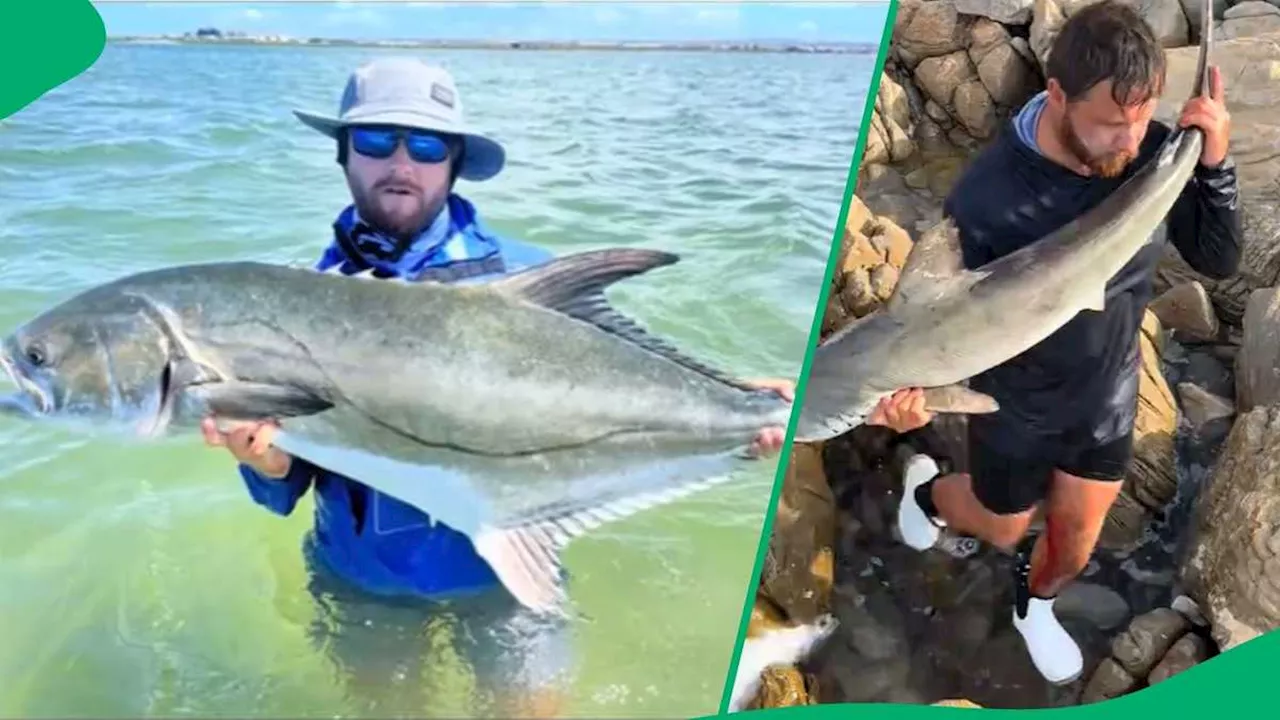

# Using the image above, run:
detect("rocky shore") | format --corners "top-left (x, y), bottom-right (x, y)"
top-left (740, 1), bottom-right (1280, 710)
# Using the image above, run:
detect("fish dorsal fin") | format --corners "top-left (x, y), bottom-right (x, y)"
top-left (489, 247), bottom-right (679, 304)
top-left (886, 216), bottom-right (970, 311)
top-left (488, 249), bottom-right (762, 391)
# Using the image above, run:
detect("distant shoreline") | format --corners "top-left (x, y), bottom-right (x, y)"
top-left (106, 35), bottom-right (878, 55)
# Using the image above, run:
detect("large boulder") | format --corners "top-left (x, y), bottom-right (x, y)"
top-left (1153, 32), bottom-right (1280, 326)
top-left (1234, 287), bottom-right (1280, 412)
top-left (1178, 403), bottom-right (1280, 650)
top-left (1221, 2), bottom-right (1280, 41)
top-left (1080, 605), bottom-right (1214, 704)
top-left (821, 196), bottom-right (915, 339)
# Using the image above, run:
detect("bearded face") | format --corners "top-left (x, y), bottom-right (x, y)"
top-left (1048, 78), bottom-right (1160, 180)
top-left (1058, 111), bottom-right (1137, 179)
top-left (343, 127), bottom-right (456, 241)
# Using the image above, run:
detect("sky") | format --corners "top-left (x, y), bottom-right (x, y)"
top-left (92, 1), bottom-right (891, 45)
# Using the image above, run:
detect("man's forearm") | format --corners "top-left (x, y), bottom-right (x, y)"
top-left (1168, 156), bottom-right (1243, 280)
top-left (240, 456), bottom-right (315, 517)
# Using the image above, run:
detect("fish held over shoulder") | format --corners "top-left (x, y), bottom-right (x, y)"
top-left (794, 11), bottom-right (1215, 444)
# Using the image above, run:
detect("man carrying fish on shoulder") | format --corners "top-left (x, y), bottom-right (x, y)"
top-left (869, 2), bottom-right (1241, 687)
top-left (197, 57), bottom-right (794, 708)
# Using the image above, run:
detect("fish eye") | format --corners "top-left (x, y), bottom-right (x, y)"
top-left (25, 345), bottom-right (45, 368)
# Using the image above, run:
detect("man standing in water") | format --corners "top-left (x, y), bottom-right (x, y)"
top-left (885, 2), bottom-right (1240, 685)
top-left (198, 57), bottom-right (793, 712)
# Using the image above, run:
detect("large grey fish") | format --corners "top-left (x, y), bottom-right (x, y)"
top-left (792, 3), bottom-right (1215, 444)
top-left (0, 248), bottom-right (793, 614)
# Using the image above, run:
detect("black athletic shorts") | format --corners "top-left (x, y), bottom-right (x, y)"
top-left (966, 416), bottom-right (1134, 516)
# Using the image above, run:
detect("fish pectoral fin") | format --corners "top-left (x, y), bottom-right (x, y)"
top-left (192, 382), bottom-right (333, 421)
top-left (488, 248), bottom-right (762, 391)
top-left (473, 525), bottom-right (571, 618)
top-left (920, 384), bottom-right (999, 415)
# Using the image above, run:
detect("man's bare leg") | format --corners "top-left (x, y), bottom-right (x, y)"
top-left (1007, 468), bottom-right (1124, 685)
top-left (896, 455), bottom-right (1035, 552)
top-left (896, 454), bottom-right (1117, 685)
top-left (1025, 469), bottom-right (1124, 597)
top-left (932, 472), bottom-right (1037, 550)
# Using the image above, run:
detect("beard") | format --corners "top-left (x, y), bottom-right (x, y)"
top-left (350, 177), bottom-right (436, 242)
top-left (1060, 117), bottom-right (1135, 179)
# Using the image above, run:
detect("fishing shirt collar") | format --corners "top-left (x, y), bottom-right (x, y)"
top-left (327, 193), bottom-right (506, 282)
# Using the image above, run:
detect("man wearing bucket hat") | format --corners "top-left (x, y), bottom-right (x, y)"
top-left (198, 57), bottom-right (793, 711)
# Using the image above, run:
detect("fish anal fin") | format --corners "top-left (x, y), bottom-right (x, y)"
top-left (488, 249), bottom-right (765, 392)
top-left (886, 217), bottom-right (970, 311)
top-left (473, 526), bottom-right (571, 618)
top-left (920, 384), bottom-right (999, 415)
top-left (192, 382), bottom-right (333, 421)
top-left (478, 471), bottom-right (739, 615)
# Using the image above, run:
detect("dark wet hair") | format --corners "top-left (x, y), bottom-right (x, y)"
top-left (1044, 1), bottom-right (1166, 107)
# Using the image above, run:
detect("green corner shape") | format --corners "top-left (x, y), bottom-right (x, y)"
top-left (1, 0), bottom-right (106, 121)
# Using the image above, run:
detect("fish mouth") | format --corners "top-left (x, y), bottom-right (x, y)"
top-left (0, 349), bottom-right (50, 416)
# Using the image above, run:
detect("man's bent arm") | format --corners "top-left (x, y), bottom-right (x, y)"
top-left (240, 459), bottom-right (316, 517)
top-left (1166, 156), bottom-right (1243, 280)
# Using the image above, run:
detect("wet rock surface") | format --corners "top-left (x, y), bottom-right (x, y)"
top-left (759, 442), bottom-right (837, 626)
top-left (1081, 604), bottom-right (1217, 703)
top-left (1179, 405), bottom-right (1280, 651)
top-left (1235, 287), bottom-right (1280, 413)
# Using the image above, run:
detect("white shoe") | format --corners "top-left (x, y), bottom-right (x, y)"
top-left (1012, 596), bottom-right (1084, 685)
top-left (897, 453), bottom-right (943, 551)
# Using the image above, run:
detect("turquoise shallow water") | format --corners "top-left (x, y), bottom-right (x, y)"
top-left (0, 42), bottom-right (872, 717)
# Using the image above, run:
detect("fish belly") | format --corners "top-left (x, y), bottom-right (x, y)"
top-left (270, 405), bottom-right (750, 616)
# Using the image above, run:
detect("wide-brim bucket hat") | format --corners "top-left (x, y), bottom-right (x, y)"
top-left (293, 57), bottom-right (505, 182)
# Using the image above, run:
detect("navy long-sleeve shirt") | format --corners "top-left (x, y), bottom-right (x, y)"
top-left (943, 114), bottom-right (1242, 450)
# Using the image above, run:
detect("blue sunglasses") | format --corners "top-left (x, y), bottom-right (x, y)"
top-left (349, 126), bottom-right (455, 164)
